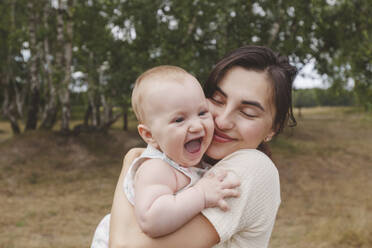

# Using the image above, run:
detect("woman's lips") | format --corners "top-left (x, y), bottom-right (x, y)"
top-left (213, 130), bottom-right (235, 143)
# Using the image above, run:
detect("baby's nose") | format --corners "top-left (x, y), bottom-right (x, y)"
top-left (189, 120), bottom-right (203, 132)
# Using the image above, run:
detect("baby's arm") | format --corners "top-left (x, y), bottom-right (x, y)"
top-left (134, 159), bottom-right (240, 238)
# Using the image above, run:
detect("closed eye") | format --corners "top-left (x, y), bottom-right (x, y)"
top-left (210, 94), bottom-right (225, 105)
top-left (240, 111), bottom-right (257, 118)
top-left (211, 98), bottom-right (223, 104)
top-left (211, 88), bottom-right (226, 105)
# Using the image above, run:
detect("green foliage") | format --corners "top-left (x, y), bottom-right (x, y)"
top-left (354, 82), bottom-right (372, 111)
top-left (294, 88), bottom-right (355, 108)
top-left (294, 89), bottom-right (318, 108)
top-left (1, 0), bottom-right (371, 134)
top-left (309, 0), bottom-right (372, 110)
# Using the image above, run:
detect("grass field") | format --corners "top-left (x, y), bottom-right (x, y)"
top-left (0, 107), bottom-right (371, 248)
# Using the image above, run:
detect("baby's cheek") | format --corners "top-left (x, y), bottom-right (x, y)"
top-left (208, 118), bottom-right (215, 131)
top-left (207, 100), bottom-right (217, 115)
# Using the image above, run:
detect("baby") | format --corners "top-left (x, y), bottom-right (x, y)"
top-left (90, 66), bottom-right (240, 247)
top-left (127, 65), bottom-right (240, 237)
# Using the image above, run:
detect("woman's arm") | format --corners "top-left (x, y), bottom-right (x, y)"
top-left (201, 149), bottom-right (281, 246)
top-left (109, 148), bottom-right (220, 248)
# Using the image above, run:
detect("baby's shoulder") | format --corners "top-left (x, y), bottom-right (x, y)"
top-left (138, 158), bottom-right (175, 175)
top-left (135, 158), bottom-right (178, 190)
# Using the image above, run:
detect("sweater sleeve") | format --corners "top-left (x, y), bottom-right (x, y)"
top-left (201, 149), bottom-right (281, 248)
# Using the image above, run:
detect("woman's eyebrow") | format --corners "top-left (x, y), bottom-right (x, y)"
top-left (215, 87), bottom-right (227, 97)
top-left (216, 86), bottom-right (265, 111)
top-left (242, 100), bottom-right (265, 111)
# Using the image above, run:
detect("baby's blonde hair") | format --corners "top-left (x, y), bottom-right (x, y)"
top-left (131, 65), bottom-right (193, 124)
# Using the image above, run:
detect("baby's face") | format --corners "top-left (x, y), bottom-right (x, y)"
top-left (143, 77), bottom-right (214, 167)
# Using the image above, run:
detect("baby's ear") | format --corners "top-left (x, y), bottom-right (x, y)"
top-left (137, 124), bottom-right (159, 148)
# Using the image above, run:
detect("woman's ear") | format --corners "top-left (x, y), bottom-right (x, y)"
top-left (137, 124), bottom-right (159, 148)
top-left (264, 130), bottom-right (276, 142)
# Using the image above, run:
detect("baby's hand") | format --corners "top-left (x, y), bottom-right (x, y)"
top-left (194, 169), bottom-right (240, 211)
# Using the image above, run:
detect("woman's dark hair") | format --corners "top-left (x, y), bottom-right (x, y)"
top-left (204, 45), bottom-right (297, 157)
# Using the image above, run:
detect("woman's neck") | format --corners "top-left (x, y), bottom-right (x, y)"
top-left (202, 155), bottom-right (220, 166)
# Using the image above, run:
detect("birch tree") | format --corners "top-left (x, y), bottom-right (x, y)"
top-left (40, 1), bottom-right (58, 130)
top-left (56, 0), bottom-right (74, 132)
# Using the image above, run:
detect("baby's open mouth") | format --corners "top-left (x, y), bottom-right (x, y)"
top-left (184, 138), bottom-right (202, 153)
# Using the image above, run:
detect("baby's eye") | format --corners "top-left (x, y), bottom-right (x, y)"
top-left (199, 110), bottom-right (208, 116)
top-left (174, 117), bottom-right (184, 123)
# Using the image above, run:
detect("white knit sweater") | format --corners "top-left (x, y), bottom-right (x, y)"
top-left (202, 149), bottom-right (281, 248)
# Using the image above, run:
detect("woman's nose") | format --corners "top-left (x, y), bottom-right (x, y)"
top-left (214, 108), bottom-right (234, 130)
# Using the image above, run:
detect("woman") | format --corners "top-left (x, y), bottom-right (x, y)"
top-left (108, 45), bottom-right (297, 247)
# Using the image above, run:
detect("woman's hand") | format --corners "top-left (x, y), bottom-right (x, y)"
top-left (109, 147), bottom-right (144, 248)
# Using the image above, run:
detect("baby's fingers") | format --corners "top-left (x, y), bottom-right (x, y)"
top-left (215, 169), bottom-right (228, 182)
top-left (221, 172), bottom-right (240, 188)
top-left (222, 188), bottom-right (240, 198)
top-left (217, 199), bottom-right (229, 212)
top-left (221, 179), bottom-right (240, 190)
top-left (205, 168), bottom-right (227, 181)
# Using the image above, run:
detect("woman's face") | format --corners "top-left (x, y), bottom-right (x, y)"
top-left (206, 66), bottom-right (276, 160)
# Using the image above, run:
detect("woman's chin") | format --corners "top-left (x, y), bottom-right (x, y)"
top-left (205, 145), bottom-right (229, 160)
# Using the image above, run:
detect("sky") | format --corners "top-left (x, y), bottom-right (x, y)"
top-left (293, 61), bottom-right (328, 89)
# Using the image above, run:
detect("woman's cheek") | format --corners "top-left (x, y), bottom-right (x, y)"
top-left (239, 122), bottom-right (264, 145)
top-left (205, 142), bottom-right (229, 160)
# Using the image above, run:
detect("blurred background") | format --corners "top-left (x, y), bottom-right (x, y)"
top-left (0, 0), bottom-right (371, 247)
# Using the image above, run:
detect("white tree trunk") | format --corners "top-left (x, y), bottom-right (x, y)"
top-left (40, 1), bottom-right (58, 129)
top-left (57, 0), bottom-right (74, 132)
top-left (88, 89), bottom-right (98, 127)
